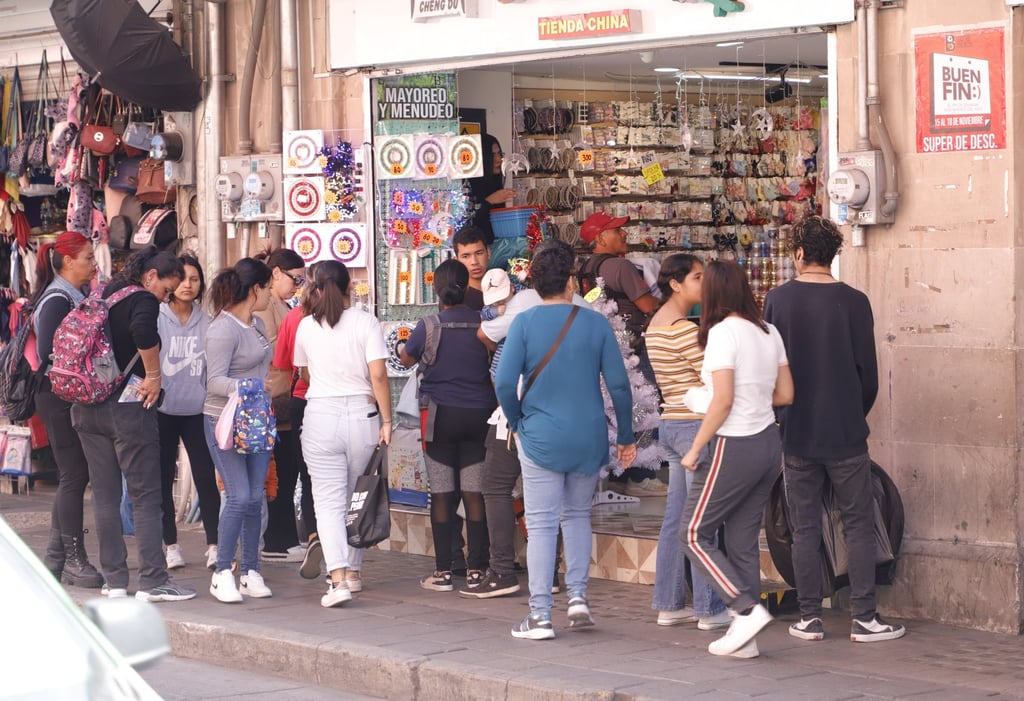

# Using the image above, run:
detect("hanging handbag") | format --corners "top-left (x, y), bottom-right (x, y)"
top-left (111, 96), bottom-right (128, 137)
top-left (27, 52), bottom-right (51, 169)
top-left (108, 154), bottom-right (142, 193)
top-left (135, 157), bottom-right (176, 204)
top-left (346, 443), bottom-right (392, 548)
top-left (130, 207), bottom-right (177, 250)
top-left (0, 75), bottom-right (8, 173)
top-left (2, 66), bottom-right (22, 176)
top-left (82, 91), bottom-right (119, 156)
top-left (121, 103), bottom-right (155, 156)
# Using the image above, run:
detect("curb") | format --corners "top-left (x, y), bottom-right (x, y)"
top-left (160, 610), bottom-right (628, 700)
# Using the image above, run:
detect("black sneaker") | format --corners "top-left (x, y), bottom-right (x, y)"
top-left (851, 615), bottom-right (906, 643)
top-left (464, 569), bottom-right (485, 588)
top-left (420, 570), bottom-right (454, 592)
top-left (789, 617), bottom-right (825, 641)
top-left (299, 536), bottom-right (323, 580)
top-left (458, 569), bottom-right (520, 599)
top-left (135, 580), bottom-right (197, 602)
top-left (511, 612), bottom-right (555, 640)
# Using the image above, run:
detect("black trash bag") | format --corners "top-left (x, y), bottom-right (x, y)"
top-left (764, 461), bottom-right (904, 595)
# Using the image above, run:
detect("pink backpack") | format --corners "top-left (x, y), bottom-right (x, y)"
top-left (48, 285), bottom-right (143, 405)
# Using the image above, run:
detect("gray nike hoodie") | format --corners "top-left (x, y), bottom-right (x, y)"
top-left (158, 302), bottom-right (211, 416)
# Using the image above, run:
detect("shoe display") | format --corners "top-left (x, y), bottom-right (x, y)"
top-left (210, 569), bottom-right (243, 603)
top-left (101, 584), bottom-right (128, 598)
top-left (205, 545), bottom-right (218, 572)
top-left (657, 607), bottom-right (696, 626)
top-left (165, 544), bottom-right (186, 570)
top-left (458, 569), bottom-right (520, 599)
top-left (345, 570), bottom-right (363, 593)
top-left (299, 536), bottom-right (323, 580)
top-left (511, 612), bottom-right (555, 640)
top-left (135, 580), bottom-right (197, 602)
top-left (321, 581), bottom-right (352, 608)
top-left (567, 595), bottom-right (595, 629)
top-left (790, 617), bottom-right (826, 641)
top-left (708, 604), bottom-right (773, 656)
top-left (420, 570), bottom-right (454, 592)
top-left (240, 570), bottom-right (273, 598)
top-left (697, 609), bottom-right (733, 631)
top-left (850, 615), bottom-right (906, 643)
top-left (624, 478), bottom-right (669, 497)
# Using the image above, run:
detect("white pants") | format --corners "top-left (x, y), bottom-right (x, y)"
top-left (301, 396), bottom-right (380, 573)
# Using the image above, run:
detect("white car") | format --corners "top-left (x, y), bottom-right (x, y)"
top-left (1, 516), bottom-right (169, 700)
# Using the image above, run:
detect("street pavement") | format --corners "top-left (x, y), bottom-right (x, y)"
top-left (4, 485), bottom-right (1024, 701)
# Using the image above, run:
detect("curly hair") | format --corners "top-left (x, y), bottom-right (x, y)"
top-left (791, 216), bottom-right (844, 266)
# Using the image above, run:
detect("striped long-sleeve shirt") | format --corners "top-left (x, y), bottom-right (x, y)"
top-left (646, 320), bottom-right (704, 421)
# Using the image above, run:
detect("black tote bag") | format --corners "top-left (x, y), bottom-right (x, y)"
top-left (346, 443), bottom-right (392, 548)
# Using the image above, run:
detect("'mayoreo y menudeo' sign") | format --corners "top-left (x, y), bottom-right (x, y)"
top-left (411, 0), bottom-right (477, 22)
top-left (375, 73), bottom-right (457, 120)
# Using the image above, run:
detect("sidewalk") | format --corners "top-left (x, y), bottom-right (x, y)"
top-left (4, 485), bottom-right (1024, 701)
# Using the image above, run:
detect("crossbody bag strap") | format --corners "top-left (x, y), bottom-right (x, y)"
top-left (521, 306), bottom-right (580, 400)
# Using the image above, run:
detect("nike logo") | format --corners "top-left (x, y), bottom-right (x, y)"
top-left (162, 352), bottom-right (205, 377)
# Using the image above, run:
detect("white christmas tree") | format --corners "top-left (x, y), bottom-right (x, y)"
top-left (589, 285), bottom-right (664, 476)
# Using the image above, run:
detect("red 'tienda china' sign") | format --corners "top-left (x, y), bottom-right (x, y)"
top-left (538, 10), bottom-right (643, 40)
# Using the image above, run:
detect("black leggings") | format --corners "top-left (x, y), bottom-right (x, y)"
top-left (37, 389), bottom-right (91, 535)
top-left (157, 412), bottom-right (220, 545)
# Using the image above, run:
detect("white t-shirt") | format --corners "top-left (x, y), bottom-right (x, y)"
top-left (293, 308), bottom-right (388, 399)
top-left (701, 315), bottom-right (788, 437)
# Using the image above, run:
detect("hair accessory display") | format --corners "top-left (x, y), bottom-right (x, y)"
top-left (446, 134), bottom-right (483, 179)
top-left (376, 134), bottom-right (414, 179)
top-left (383, 321), bottom-right (418, 377)
top-left (284, 176), bottom-right (326, 222)
top-left (413, 134), bottom-right (447, 179)
top-left (284, 129), bottom-right (324, 174)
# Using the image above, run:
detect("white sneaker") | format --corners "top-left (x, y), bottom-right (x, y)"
top-left (205, 545), bottom-right (218, 571)
top-left (321, 581), bottom-right (352, 608)
top-left (657, 607), bottom-right (696, 626)
top-left (165, 544), bottom-right (186, 570)
top-left (730, 639), bottom-right (760, 658)
top-left (210, 569), bottom-right (243, 603)
top-left (697, 609), bottom-right (734, 631)
top-left (708, 604), bottom-right (773, 656)
top-left (240, 570), bottom-right (273, 598)
top-left (101, 584), bottom-right (128, 598)
top-left (345, 570), bottom-right (363, 593)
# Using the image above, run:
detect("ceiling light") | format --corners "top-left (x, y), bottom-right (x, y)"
top-left (653, 67), bottom-right (680, 73)
top-left (716, 41), bottom-right (744, 48)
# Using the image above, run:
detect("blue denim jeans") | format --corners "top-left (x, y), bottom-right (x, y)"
top-left (517, 439), bottom-right (599, 617)
top-left (204, 416), bottom-right (271, 574)
top-left (652, 419), bottom-right (725, 617)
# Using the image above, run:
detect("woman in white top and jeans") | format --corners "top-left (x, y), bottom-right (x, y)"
top-left (294, 261), bottom-right (392, 608)
top-left (680, 260), bottom-right (793, 658)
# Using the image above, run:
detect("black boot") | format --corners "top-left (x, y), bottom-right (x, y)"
top-left (43, 528), bottom-right (64, 580)
top-left (61, 533), bottom-right (103, 588)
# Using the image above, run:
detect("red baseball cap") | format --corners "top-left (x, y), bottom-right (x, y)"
top-left (580, 212), bottom-right (629, 244)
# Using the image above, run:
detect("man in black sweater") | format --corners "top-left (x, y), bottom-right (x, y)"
top-left (763, 216), bottom-right (904, 644)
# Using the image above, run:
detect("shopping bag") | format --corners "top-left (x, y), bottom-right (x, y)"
top-left (346, 443), bottom-right (391, 548)
top-left (215, 391), bottom-right (239, 450)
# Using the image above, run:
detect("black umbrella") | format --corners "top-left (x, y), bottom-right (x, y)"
top-left (50, 0), bottom-right (202, 112)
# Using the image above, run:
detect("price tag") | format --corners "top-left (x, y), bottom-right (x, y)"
top-left (354, 282), bottom-right (371, 296)
top-left (459, 149), bottom-right (473, 165)
top-left (409, 201), bottom-right (424, 215)
top-left (392, 191), bottom-right (405, 206)
top-left (422, 232), bottom-right (441, 246)
top-left (642, 162), bottom-right (665, 185)
top-left (397, 326), bottom-right (412, 341)
top-left (394, 220), bottom-right (408, 234)
top-left (424, 272), bottom-right (435, 285)
top-left (424, 164), bottom-right (438, 176)
top-left (390, 163), bottom-right (405, 176)
top-left (398, 271), bottom-right (412, 284)
top-left (584, 287), bottom-right (602, 304)
top-left (577, 150), bottom-right (594, 166)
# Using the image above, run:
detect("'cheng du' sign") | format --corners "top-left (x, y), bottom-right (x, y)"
top-left (411, 0), bottom-right (476, 22)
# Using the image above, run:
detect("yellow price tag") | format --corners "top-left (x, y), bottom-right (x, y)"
top-left (424, 272), bottom-right (435, 285)
top-left (394, 220), bottom-right (408, 234)
top-left (584, 287), bottom-right (602, 304)
top-left (424, 164), bottom-right (438, 176)
top-left (409, 201), bottom-right (424, 215)
top-left (390, 163), bottom-right (405, 175)
top-left (577, 150), bottom-right (594, 166)
top-left (459, 149), bottom-right (473, 165)
top-left (397, 326), bottom-right (411, 341)
top-left (398, 271), bottom-right (412, 284)
top-left (641, 162), bottom-right (665, 185)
